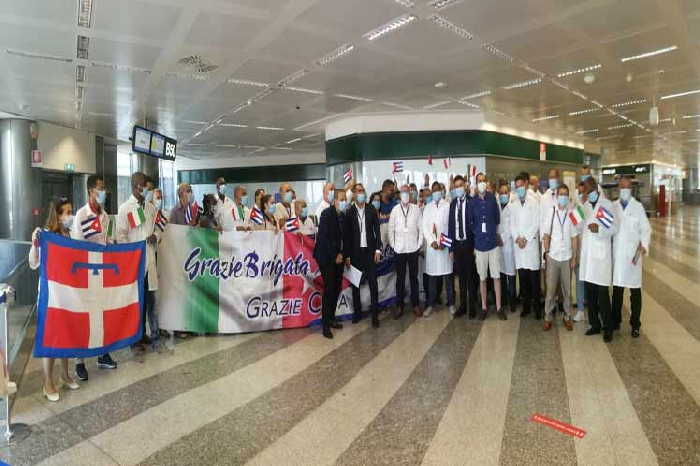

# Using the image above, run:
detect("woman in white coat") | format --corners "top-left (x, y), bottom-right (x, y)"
top-left (497, 184), bottom-right (517, 313)
top-left (421, 184), bottom-right (453, 317)
top-left (509, 176), bottom-right (541, 318)
top-left (611, 176), bottom-right (651, 337)
top-left (579, 177), bottom-right (618, 342)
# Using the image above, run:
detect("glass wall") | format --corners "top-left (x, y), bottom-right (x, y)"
top-left (190, 180), bottom-right (325, 212)
top-left (159, 159), bottom-right (176, 211)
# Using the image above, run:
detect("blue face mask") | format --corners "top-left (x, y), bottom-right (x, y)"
top-left (356, 193), bottom-right (367, 204)
top-left (432, 191), bottom-right (443, 201)
top-left (454, 187), bottom-right (465, 198)
top-left (557, 195), bottom-right (569, 207)
top-left (424, 194), bottom-right (432, 204)
top-left (95, 189), bottom-right (106, 205)
top-left (499, 194), bottom-right (509, 205)
top-left (619, 188), bottom-right (631, 202)
top-left (371, 200), bottom-right (380, 210)
top-left (338, 200), bottom-right (348, 212)
top-left (240, 195), bottom-right (249, 206)
top-left (588, 190), bottom-right (599, 203)
top-left (283, 192), bottom-right (293, 203)
top-left (154, 198), bottom-right (162, 209)
top-left (549, 179), bottom-right (559, 190)
top-left (516, 186), bottom-right (527, 199)
top-left (581, 174), bottom-right (591, 181)
top-left (300, 207), bottom-right (308, 217)
top-left (267, 203), bottom-right (277, 214)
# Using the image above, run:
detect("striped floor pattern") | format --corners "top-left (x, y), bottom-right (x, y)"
top-left (3, 207), bottom-right (700, 465)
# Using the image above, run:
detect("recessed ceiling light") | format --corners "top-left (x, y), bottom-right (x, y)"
top-left (682, 114), bottom-right (700, 119)
top-left (394, 0), bottom-right (415, 7)
top-left (434, 82), bottom-right (446, 88)
top-left (76, 35), bottom-right (89, 60)
top-left (219, 123), bottom-right (248, 128)
top-left (285, 138), bottom-right (303, 144)
top-left (458, 100), bottom-right (480, 109)
top-left (569, 107), bottom-right (598, 116)
top-left (576, 129), bottom-right (599, 135)
top-left (77, 0), bottom-right (93, 28)
top-left (557, 64), bottom-right (602, 78)
top-left (270, 146), bottom-right (293, 150)
top-left (503, 78), bottom-right (541, 90)
top-left (228, 78), bottom-right (269, 88)
top-left (620, 45), bottom-right (678, 62)
top-left (381, 101), bottom-right (413, 110)
top-left (423, 101), bottom-right (451, 109)
top-left (611, 98), bottom-right (647, 108)
top-left (315, 43), bottom-right (355, 66)
top-left (608, 123), bottom-right (634, 130)
top-left (428, 0), bottom-right (464, 10)
top-left (256, 126), bottom-right (285, 131)
top-left (661, 89), bottom-right (700, 100)
top-left (183, 120), bottom-right (207, 125)
top-left (334, 93), bottom-right (373, 102)
top-left (276, 69), bottom-right (308, 88)
top-left (462, 90), bottom-right (491, 100)
top-left (532, 115), bottom-right (559, 122)
top-left (285, 86), bottom-right (324, 95)
top-left (363, 14), bottom-right (417, 41)
top-left (428, 14), bottom-right (474, 41)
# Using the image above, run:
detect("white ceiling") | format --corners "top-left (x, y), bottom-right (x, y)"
top-left (1, 0), bottom-right (699, 167)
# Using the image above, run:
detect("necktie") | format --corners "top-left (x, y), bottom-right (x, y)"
top-left (458, 198), bottom-right (464, 240)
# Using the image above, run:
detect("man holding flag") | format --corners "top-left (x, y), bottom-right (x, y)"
top-left (71, 174), bottom-right (118, 381)
top-left (117, 172), bottom-right (160, 350)
top-left (169, 183), bottom-right (199, 226)
top-left (579, 176), bottom-right (618, 342)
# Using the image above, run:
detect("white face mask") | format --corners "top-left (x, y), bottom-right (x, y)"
top-left (400, 192), bottom-right (410, 203)
top-left (154, 198), bottom-right (162, 209)
top-left (61, 214), bottom-right (74, 230)
top-left (619, 188), bottom-right (632, 202)
top-left (477, 182), bottom-right (487, 193)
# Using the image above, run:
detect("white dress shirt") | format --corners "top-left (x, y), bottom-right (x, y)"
top-left (453, 195), bottom-right (469, 241)
top-left (356, 204), bottom-right (367, 248)
top-left (72, 202), bottom-right (111, 246)
top-left (214, 195), bottom-right (237, 231)
top-left (388, 202), bottom-right (422, 254)
top-left (542, 205), bottom-right (578, 262)
top-left (116, 195), bottom-right (159, 291)
top-left (314, 199), bottom-right (330, 219)
top-left (230, 201), bottom-right (251, 228)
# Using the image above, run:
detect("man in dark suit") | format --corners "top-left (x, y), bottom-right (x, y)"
top-left (313, 189), bottom-right (347, 339)
top-left (344, 183), bottom-right (382, 328)
top-left (448, 175), bottom-right (478, 318)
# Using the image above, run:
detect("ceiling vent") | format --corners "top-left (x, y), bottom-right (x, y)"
top-left (177, 55), bottom-right (218, 73)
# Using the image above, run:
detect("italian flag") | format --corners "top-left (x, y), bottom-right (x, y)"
top-left (569, 205), bottom-right (585, 225)
top-left (106, 216), bottom-right (115, 239)
top-left (127, 207), bottom-right (146, 229)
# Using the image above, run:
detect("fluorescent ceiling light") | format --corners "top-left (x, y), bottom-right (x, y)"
top-left (256, 126), bottom-right (285, 131)
top-left (661, 89), bottom-right (700, 100)
top-left (315, 43), bottom-right (355, 66)
top-left (394, 0), bottom-right (415, 7)
top-left (569, 107), bottom-right (598, 116)
top-left (611, 98), bottom-right (646, 108)
top-left (608, 123), bottom-right (634, 130)
top-left (503, 78), bottom-right (541, 90)
top-left (76, 65), bottom-right (86, 82)
top-left (228, 78), bottom-right (268, 88)
top-left (482, 43), bottom-right (513, 62)
top-left (557, 64), bottom-right (602, 78)
top-left (183, 120), bottom-right (207, 125)
top-left (334, 93), bottom-right (373, 102)
top-left (381, 101), bottom-right (413, 110)
top-left (458, 100), bottom-right (480, 109)
top-left (620, 45), bottom-right (677, 62)
top-left (76, 35), bottom-right (89, 60)
top-left (532, 115), bottom-right (559, 122)
top-left (219, 123), bottom-right (248, 128)
top-left (462, 90), bottom-right (491, 100)
top-left (428, 14), bottom-right (473, 40)
top-left (682, 114), bottom-right (700, 119)
top-left (428, 0), bottom-right (465, 10)
top-left (363, 14), bottom-right (417, 41)
top-left (277, 69), bottom-right (308, 88)
top-left (77, 0), bottom-right (93, 28)
top-left (576, 129), bottom-right (599, 135)
top-left (423, 101), bottom-right (451, 109)
top-left (270, 146), bottom-right (293, 150)
top-left (285, 138), bottom-right (302, 144)
top-left (285, 86), bottom-right (324, 95)
top-left (216, 144), bottom-right (240, 148)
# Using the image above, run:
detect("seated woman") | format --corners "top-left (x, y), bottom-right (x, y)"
top-left (28, 198), bottom-right (81, 402)
top-left (198, 194), bottom-right (222, 232)
top-left (251, 194), bottom-right (278, 232)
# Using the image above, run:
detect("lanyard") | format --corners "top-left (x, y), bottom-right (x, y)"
top-left (555, 208), bottom-right (566, 241)
top-left (400, 203), bottom-right (410, 228)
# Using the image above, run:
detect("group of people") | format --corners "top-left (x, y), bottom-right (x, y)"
top-left (314, 167), bottom-right (651, 343)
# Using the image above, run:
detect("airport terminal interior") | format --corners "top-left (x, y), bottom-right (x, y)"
top-left (0, 0), bottom-right (700, 465)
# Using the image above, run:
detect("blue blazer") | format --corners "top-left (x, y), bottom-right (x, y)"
top-left (448, 196), bottom-right (474, 248)
top-left (313, 206), bottom-right (343, 267)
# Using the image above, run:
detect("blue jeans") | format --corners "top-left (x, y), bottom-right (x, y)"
top-left (428, 274), bottom-right (455, 307)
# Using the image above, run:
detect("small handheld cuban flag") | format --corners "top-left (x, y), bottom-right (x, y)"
top-left (184, 202), bottom-right (200, 225)
top-left (392, 161), bottom-right (404, 173)
top-left (595, 206), bottom-right (614, 228)
top-left (285, 217), bottom-right (300, 232)
top-left (439, 233), bottom-right (453, 248)
top-left (155, 210), bottom-right (167, 232)
top-left (343, 167), bottom-right (353, 184)
top-left (81, 215), bottom-right (102, 239)
top-left (250, 205), bottom-right (264, 225)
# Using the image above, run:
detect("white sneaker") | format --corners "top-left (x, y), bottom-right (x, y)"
top-left (448, 305), bottom-right (456, 315)
top-left (573, 310), bottom-right (585, 322)
top-left (423, 306), bottom-right (433, 318)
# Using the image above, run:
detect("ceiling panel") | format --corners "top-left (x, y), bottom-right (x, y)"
top-left (184, 11), bottom-right (268, 48)
top-left (92, 0), bottom-right (183, 41)
top-left (295, 0), bottom-right (406, 39)
top-left (89, 37), bottom-right (162, 69)
top-left (0, 0), bottom-right (75, 23)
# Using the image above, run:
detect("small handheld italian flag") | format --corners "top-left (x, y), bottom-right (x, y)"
top-left (439, 233), bottom-right (453, 248)
top-left (127, 206), bottom-right (146, 229)
top-left (568, 205), bottom-right (585, 226)
top-left (106, 216), bottom-right (115, 239)
top-left (285, 217), bottom-right (300, 232)
top-left (343, 167), bottom-right (353, 184)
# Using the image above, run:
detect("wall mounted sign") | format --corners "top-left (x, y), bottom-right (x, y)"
top-left (131, 125), bottom-right (177, 161)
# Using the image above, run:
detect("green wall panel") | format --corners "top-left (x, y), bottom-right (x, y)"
top-left (178, 163), bottom-right (326, 185)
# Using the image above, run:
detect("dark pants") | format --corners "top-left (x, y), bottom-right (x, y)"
top-left (320, 263), bottom-right (343, 329)
top-left (612, 286), bottom-right (641, 330)
top-left (501, 273), bottom-right (517, 308)
top-left (352, 248), bottom-right (379, 319)
top-left (585, 281), bottom-right (612, 332)
top-left (517, 268), bottom-right (541, 315)
top-left (395, 251), bottom-right (419, 308)
top-left (428, 274), bottom-right (455, 307)
top-left (453, 241), bottom-right (478, 314)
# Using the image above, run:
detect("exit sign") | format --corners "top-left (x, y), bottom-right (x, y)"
top-left (64, 163), bottom-right (75, 172)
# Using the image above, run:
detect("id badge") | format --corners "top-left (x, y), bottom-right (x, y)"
top-left (481, 222), bottom-right (486, 233)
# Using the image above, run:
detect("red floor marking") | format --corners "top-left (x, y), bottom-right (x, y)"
top-left (531, 413), bottom-right (586, 438)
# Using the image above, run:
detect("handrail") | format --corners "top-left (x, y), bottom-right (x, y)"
top-left (0, 258), bottom-right (29, 285)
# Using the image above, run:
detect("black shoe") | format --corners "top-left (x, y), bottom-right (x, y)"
top-left (612, 323), bottom-right (620, 331)
top-left (497, 309), bottom-right (507, 320)
top-left (372, 316), bottom-right (380, 328)
top-left (534, 310), bottom-right (543, 320)
top-left (352, 314), bottom-right (361, 324)
top-left (603, 332), bottom-right (613, 343)
top-left (631, 329), bottom-right (640, 338)
top-left (585, 328), bottom-right (601, 336)
top-left (479, 310), bottom-right (488, 320)
top-left (75, 363), bottom-right (88, 381)
top-left (393, 307), bottom-right (404, 320)
top-left (453, 308), bottom-right (466, 318)
top-left (509, 304), bottom-right (517, 313)
top-left (330, 321), bottom-right (343, 329)
top-left (322, 327), bottom-right (333, 339)
top-left (520, 309), bottom-right (531, 318)
top-left (468, 310), bottom-right (477, 320)
top-left (97, 354), bottom-right (117, 369)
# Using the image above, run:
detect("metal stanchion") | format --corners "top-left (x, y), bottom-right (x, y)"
top-left (0, 284), bottom-right (30, 445)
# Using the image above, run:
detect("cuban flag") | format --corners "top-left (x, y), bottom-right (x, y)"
top-left (184, 202), bottom-right (200, 225)
top-left (343, 168), bottom-right (353, 184)
top-left (392, 161), bottom-right (404, 173)
top-left (155, 210), bottom-right (167, 232)
top-left (595, 205), bottom-right (614, 228)
top-left (250, 205), bottom-right (264, 225)
top-left (81, 215), bottom-right (102, 239)
top-left (285, 217), bottom-right (300, 232)
top-left (34, 232), bottom-right (145, 358)
top-left (439, 233), bottom-right (452, 248)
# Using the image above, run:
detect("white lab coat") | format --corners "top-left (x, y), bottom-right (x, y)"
top-left (498, 202), bottom-right (516, 276)
top-left (509, 197), bottom-right (540, 271)
top-left (72, 203), bottom-right (111, 246)
top-left (314, 199), bottom-right (330, 220)
top-left (422, 199), bottom-right (452, 276)
top-left (579, 198), bottom-right (617, 287)
top-left (215, 195), bottom-right (237, 231)
top-left (116, 195), bottom-right (159, 291)
top-left (612, 197), bottom-right (651, 289)
top-left (539, 189), bottom-right (557, 235)
top-left (230, 201), bottom-right (251, 229)
top-left (388, 202), bottom-right (422, 254)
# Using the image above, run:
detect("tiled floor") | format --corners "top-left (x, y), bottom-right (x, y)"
top-left (2, 208), bottom-right (700, 465)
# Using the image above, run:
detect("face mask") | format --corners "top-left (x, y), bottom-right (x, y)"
top-left (619, 188), bottom-right (631, 202)
top-left (516, 186), bottom-right (527, 199)
top-left (454, 187), bottom-right (465, 198)
top-left (300, 207), bottom-right (308, 217)
top-left (477, 182), bottom-right (487, 193)
top-left (218, 184), bottom-right (227, 195)
top-left (371, 200), bottom-right (380, 210)
top-left (356, 193), bottom-right (367, 204)
top-left (581, 174), bottom-right (591, 181)
top-left (154, 198), bottom-right (162, 209)
top-left (410, 190), bottom-right (417, 200)
top-left (240, 195), bottom-right (249, 206)
top-left (267, 203), bottom-right (276, 214)
top-left (499, 194), bottom-right (509, 205)
top-left (588, 190), bottom-right (599, 203)
top-left (557, 195), bottom-right (569, 208)
top-left (338, 200), bottom-right (348, 212)
top-left (283, 192), bottom-right (293, 203)
top-left (400, 192), bottom-right (410, 203)
top-left (432, 191), bottom-right (443, 201)
top-left (145, 190), bottom-right (154, 202)
top-left (577, 193), bottom-right (583, 202)
top-left (424, 193), bottom-right (433, 204)
top-left (61, 215), bottom-right (74, 230)
top-left (549, 179), bottom-right (559, 190)
top-left (95, 189), bottom-right (106, 205)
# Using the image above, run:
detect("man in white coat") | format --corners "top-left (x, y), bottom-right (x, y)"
top-left (116, 172), bottom-right (160, 350)
top-left (231, 186), bottom-right (251, 230)
top-left (611, 176), bottom-right (651, 338)
top-left (422, 183), bottom-right (454, 317)
top-left (388, 184), bottom-right (423, 318)
top-left (510, 174), bottom-right (541, 319)
top-left (214, 177), bottom-right (237, 232)
top-left (579, 176), bottom-right (618, 342)
top-left (498, 183), bottom-right (517, 313)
